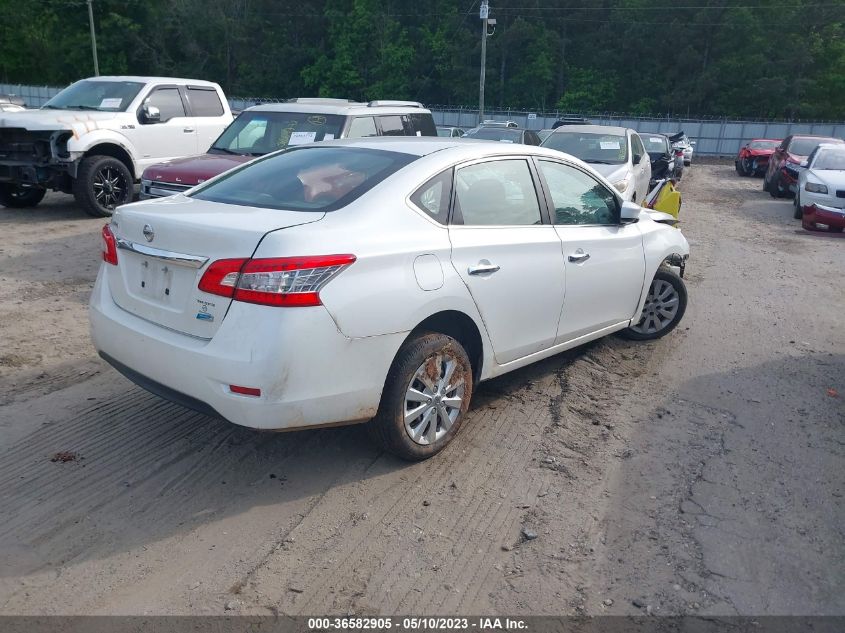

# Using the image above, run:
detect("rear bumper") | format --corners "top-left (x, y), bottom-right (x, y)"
top-left (89, 266), bottom-right (405, 430)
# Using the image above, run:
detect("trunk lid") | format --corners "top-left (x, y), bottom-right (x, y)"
top-left (107, 195), bottom-right (324, 338)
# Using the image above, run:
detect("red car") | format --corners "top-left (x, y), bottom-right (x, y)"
top-left (735, 139), bottom-right (781, 177)
top-left (764, 135), bottom-right (845, 198)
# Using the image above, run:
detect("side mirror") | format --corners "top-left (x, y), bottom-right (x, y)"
top-left (633, 153), bottom-right (643, 165)
top-left (620, 200), bottom-right (641, 223)
top-left (140, 104), bottom-right (161, 124)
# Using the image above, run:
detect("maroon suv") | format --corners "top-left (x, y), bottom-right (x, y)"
top-left (764, 135), bottom-right (844, 198)
top-left (140, 99), bottom-right (437, 199)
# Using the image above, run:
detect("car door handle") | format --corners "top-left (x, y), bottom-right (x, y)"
top-left (183, 127), bottom-right (195, 133)
top-left (468, 261), bottom-right (501, 275)
top-left (568, 250), bottom-right (590, 263)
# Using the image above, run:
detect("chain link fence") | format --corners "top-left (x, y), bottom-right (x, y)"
top-left (3, 83), bottom-right (843, 158)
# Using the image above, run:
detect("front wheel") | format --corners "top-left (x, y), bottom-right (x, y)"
top-left (368, 332), bottom-right (473, 461)
top-left (73, 155), bottom-right (133, 217)
top-left (0, 183), bottom-right (46, 208)
top-left (620, 269), bottom-right (687, 341)
top-left (793, 195), bottom-right (803, 219)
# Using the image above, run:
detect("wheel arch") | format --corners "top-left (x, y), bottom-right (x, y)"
top-left (404, 310), bottom-right (485, 384)
top-left (84, 143), bottom-right (136, 180)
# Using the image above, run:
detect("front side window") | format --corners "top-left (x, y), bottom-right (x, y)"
top-left (211, 111), bottom-right (345, 155)
top-left (190, 146), bottom-right (415, 211)
top-left (42, 80), bottom-right (143, 112)
top-left (538, 160), bottom-right (619, 226)
top-left (186, 87), bottom-right (224, 116)
top-left (631, 134), bottom-right (646, 161)
top-left (410, 169), bottom-right (452, 224)
top-left (454, 159), bottom-right (542, 226)
top-left (143, 87), bottom-right (186, 122)
top-left (436, 128), bottom-right (452, 138)
top-left (542, 131), bottom-right (629, 165)
top-left (347, 116), bottom-right (378, 138)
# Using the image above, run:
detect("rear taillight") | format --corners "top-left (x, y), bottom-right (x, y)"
top-left (198, 254), bottom-right (356, 307)
top-left (102, 224), bottom-right (118, 265)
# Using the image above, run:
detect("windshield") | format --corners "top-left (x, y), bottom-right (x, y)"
top-left (43, 80), bottom-right (143, 112)
top-left (788, 138), bottom-right (841, 156)
top-left (211, 111), bottom-right (345, 156)
top-left (190, 146), bottom-right (415, 211)
top-left (463, 128), bottom-right (523, 143)
top-left (813, 149), bottom-right (845, 170)
top-left (748, 140), bottom-right (779, 150)
top-left (542, 131), bottom-right (629, 164)
top-left (643, 135), bottom-right (669, 154)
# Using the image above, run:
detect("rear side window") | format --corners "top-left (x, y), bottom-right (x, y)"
top-left (190, 147), bottom-right (415, 211)
top-left (405, 113), bottom-right (437, 137)
top-left (347, 117), bottom-right (378, 138)
top-left (187, 87), bottom-right (224, 116)
top-left (454, 159), bottom-right (542, 226)
top-left (378, 115), bottom-right (406, 136)
top-left (410, 169), bottom-right (452, 224)
top-left (143, 87), bottom-right (185, 122)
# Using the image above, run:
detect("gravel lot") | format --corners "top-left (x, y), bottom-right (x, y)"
top-left (0, 162), bottom-right (842, 616)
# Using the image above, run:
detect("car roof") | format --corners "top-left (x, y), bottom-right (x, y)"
top-left (304, 136), bottom-right (579, 160)
top-left (550, 124), bottom-right (628, 135)
top-left (247, 101), bottom-right (430, 116)
top-left (76, 76), bottom-right (221, 87)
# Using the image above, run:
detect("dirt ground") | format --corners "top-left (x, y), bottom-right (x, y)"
top-left (0, 162), bottom-right (842, 616)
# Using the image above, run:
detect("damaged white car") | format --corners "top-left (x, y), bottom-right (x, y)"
top-left (90, 138), bottom-right (690, 460)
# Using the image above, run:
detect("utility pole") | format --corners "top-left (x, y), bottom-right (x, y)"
top-left (478, 0), bottom-right (488, 125)
top-left (87, 0), bottom-right (99, 76)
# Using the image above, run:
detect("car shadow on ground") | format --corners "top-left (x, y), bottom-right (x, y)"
top-left (0, 340), bottom-right (591, 580)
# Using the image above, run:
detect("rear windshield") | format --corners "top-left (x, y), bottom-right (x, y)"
top-left (190, 146), bottom-right (415, 211)
top-left (463, 128), bottom-right (523, 143)
top-left (748, 140), bottom-right (779, 150)
top-left (643, 135), bottom-right (669, 153)
top-left (211, 111), bottom-right (346, 156)
top-left (788, 137), bottom-right (841, 156)
top-left (542, 131), bottom-right (628, 165)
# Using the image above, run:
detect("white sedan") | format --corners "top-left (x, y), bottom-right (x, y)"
top-left (793, 143), bottom-right (845, 232)
top-left (90, 138), bottom-right (690, 460)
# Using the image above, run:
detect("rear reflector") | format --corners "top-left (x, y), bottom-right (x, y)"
top-left (199, 254), bottom-right (356, 307)
top-left (229, 385), bottom-right (261, 397)
top-left (102, 224), bottom-right (118, 265)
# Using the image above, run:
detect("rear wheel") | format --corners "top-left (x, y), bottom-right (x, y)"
top-left (368, 332), bottom-right (473, 461)
top-left (73, 155), bottom-right (133, 217)
top-left (620, 269), bottom-right (687, 341)
top-left (0, 183), bottom-right (46, 208)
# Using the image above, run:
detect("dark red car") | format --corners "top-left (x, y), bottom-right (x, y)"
top-left (764, 135), bottom-right (845, 198)
top-left (735, 139), bottom-right (781, 177)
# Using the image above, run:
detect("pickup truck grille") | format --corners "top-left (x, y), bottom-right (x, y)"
top-left (0, 128), bottom-right (54, 164)
top-left (140, 179), bottom-right (192, 199)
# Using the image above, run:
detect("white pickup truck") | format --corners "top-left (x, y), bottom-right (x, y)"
top-left (0, 76), bottom-right (232, 216)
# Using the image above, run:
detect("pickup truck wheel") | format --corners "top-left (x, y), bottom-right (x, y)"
top-left (620, 269), bottom-right (687, 341)
top-left (73, 155), bottom-right (132, 217)
top-left (368, 332), bottom-right (473, 461)
top-left (0, 184), bottom-right (46, 208)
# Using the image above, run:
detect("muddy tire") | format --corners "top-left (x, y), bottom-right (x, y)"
top-left (620, 268), bottom-right (687, 341)
top-left (735, 161), bottom-right (748, 176)
top-left (73, 155), bottom-right (133, 218)
top-left (0, 183), bottom-right (46, 208)
top-left (368, 332), bottom-right (473, 461)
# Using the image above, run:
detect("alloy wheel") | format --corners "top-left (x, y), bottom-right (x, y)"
top-left (93, 166), bottom-right (128, 210)
top-left (629, 278), bottom-right (680, 335)
top-left (404, 353), bottom-right (466, 445)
